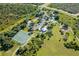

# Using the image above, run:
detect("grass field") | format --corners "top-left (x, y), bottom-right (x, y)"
top-left (59, 12), bottom-right (76, 27)
top-left (37, 24), bottom-right (79, 56)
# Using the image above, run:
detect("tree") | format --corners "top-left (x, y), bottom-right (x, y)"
top-left (53, 11), bottom-right (59, 14)
top-left (59, 30), bottom-right (64, 35)
top-left (54, 15), bottom-right (59, 21)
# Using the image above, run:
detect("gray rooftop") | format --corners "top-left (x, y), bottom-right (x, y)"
top-left (12, 30), bottom-right (30, 44)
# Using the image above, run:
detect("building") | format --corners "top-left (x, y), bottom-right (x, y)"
top-left (41, 26), bottom-right (47, 32)
top-left (27, 20), bottom-right (34, 31)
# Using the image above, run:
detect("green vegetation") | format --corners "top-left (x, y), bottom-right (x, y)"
top-left (48, 3), bottom-right (79, 14)
top-left (37, 6), bottom-right (79, 55)
top-left (59, 12), bottom-right (76, 28)
top-left (0, 4), bottom-right (37, 31)
top-left (16, 33), bottom-right (45, 56)
top-left (1, 44), bottom-right (19, 56)
top-left (15, 23), bottom-right (53, 56)
top-left (1, 3), bottom-right (79, 56)
top-left (37, 24), bottom-right (79, 56)
top-left (0, 4), bottom-right (38, 56)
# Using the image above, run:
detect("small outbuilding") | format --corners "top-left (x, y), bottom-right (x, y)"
top-left (41, 26), bottom-right (47, 32)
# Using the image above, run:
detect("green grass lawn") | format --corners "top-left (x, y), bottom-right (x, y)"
top-left (0, 51), bottom-right (3, 56)
top-left (59, 12), bottom-right (76, 28)
top-left (37, 24), bottom-right (79, 56)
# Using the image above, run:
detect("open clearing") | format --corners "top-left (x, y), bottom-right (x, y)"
top-left (37, 24), bottom-right (79, 56)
